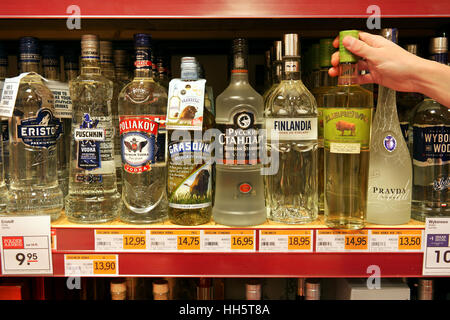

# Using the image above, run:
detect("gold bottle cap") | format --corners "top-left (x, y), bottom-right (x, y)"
top-left (405, 44), bottom-right (418, 55)
top-left (152, 279), bottom-right (169, 294)
top-left (430, 37), bottom-right (448, 54)
top-left (110, 279), bottom-right (127, 300)
top-left (283, 33), bottom-right (299, 57)
top-left (246, 280), bottom-right (261, 300)
top-left (274, 40), bottom-right (283, 61)
top-left (305, 279), bottom-right (321, 300)
top-left (380, 28), bottom-right (398, 44)
top-left (418, 278), bottom-right (434, 300)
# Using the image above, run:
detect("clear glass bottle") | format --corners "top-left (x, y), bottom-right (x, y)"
top-left (262, 40), bottom-right (282, 105)
top-left (64, 48), bottom-right (79, 82)
top-left (411, 36), bottom-right (450, 221)
top-left (6, 37), bottom-right (63, 220)
top-left (152, 279), bottom-right (169, 300)
top-left (118, 33), bottom-right (168, 224)
top-left (213, 38), bottom-right (267, 226)
top-left (167, 57), bottom-right (215, 225)
top-left (0, 43), bottom-right (10, 188)
top-left (66, 34), bottom-right (120, 223)
top-left (310, 43), bottom-right (321, 90)
top-left (312, 38), bottom-right (338, 214)
top-left (156, 56), bottom-right (170, 90)
top-left (323, 30), bottom-right (374, 229)
top-left (263, 49), bottom-right (272, 94)
top-left (367, 29), bottom-right (412, 225)
top-left (265, 33), bottom-right (318, 224)
top-left (114, 49), bottom-right (131, 88)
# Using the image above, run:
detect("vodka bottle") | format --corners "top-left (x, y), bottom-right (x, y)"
top-left (66, 35), bottom-right (120, 223)
top-left (156, 56), bottom-right (170, 90)
top-left (64, 49), bottom-right (79, 82)
top-left (118, 34), bottom-right (168, 224)
top-left (367, 28), bottom-right (412, 225)
top-left (411, 36), bottom-right (450, 221)
top-left (0, 43), bottom-right (10, 188)
top-left (262, 40), bottom-right (282, 105)
top-left (323, 30), bottom-right (374, 229)
top-left (6, 37), bottom-right (63, 220)
top-left (213, 38), bottom-right (267, 226)
top-left (265, 33), bottom-right (318, 224)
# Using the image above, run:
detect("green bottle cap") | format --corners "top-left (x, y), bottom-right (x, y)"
top-left (339, 30), bottom-right (359, 63)
top-left (319, 38), bottom-right (335, 68)
top-left (311, 43), bottom-right (320, 71)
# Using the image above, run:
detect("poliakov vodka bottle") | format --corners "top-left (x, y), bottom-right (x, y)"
top-left (0, 43), bottom-right (9, 188)
top-left (367, 28), bottom-right (412, 225)
top-left (6, 37), bottom-right (63, 220)
top-left (66, 35), bottom-right (121, 223)
top-left (118, 34), bottom-right (168, 224)
top-left (323, 30), bottom-right (373, 229)
top-left (213, 38), bottom-right (267, 226)
top-left (411, 36), bottom-right (450, 221)
top-left (265, 33), bottom-right (318, 224)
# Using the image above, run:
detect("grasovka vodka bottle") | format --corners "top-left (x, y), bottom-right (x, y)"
top-left (411, 36), bottom-right (450, 221)
top-left (367, 28), bottom-right (412, 225)
top-left (6, 37), bottom-right (63, 220)
top-left (118, 34), bottom-right (168, 224)
top-left (265, 33), bottom-right (318, 224)
top-left (213, 38), bottom-right (267, 226)
top-left (66, 35), bottom-right (120, 223)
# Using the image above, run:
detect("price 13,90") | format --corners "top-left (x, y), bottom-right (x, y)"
top-left (16, 253), bottom-right (38, 265)
top-left (93, 260), bottom-right (117, 275)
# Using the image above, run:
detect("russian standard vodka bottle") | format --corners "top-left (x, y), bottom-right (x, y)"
top-left (118, 34), bottom-right (168, 224)
top-left (167, 57), bottom-right (215, 225)
top-left (323, 30), bottom-right (373, 229)
top-left (265, 33), bottom-right (318, 224)
top-left (411, 36), bottom-right (450, 221)
top-left (66, 35), bottom-right (120, 223)
top-left (213, 38), bottom-right (266, 226)
top-left (0, 43), bottom-right (9, 188)
top-left (6, 37), bottom-right (63, 220)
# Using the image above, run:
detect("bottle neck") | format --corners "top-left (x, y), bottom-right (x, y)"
top-left (65, 69), bottom-right (78, 82)
top-left (20, 61), bottom-right (40, 74)
top-left (134, 46), bottom-right (153, 79)
top-left (0, 65), bottom-right (7, 80)
top-left (43, 65), bottom-right (60, 81)
top-left (376, 85), bottom-right (398, 117)
top-left (272, 61), bottom-right (282, 84)
top-left (319, 67), bottom-right (337, 87)
top-left (338, 62), bottom-right (358, 86)
top-left (81, 58), bottom-right (101, 75)
top-left (282, 56), bottom-right (301, 81)
top-left (230, 70), bottom-right (249, 84)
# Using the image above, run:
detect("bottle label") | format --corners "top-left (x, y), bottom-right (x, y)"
top-left (399, 121), bottom-right (409, 143)
top-left (217, 110), bottom-right (263, 165)
top-left (323, 108), bottom-right (372, 154)
top-left (265, 118), bottom-right (317, 141)
top-left (17, 108), bottom-right (62, 148)
top-left (167, 140), bottom-right (212, 209)
top-left (119, 115), bottom-right (166, 174)
top-left (46, 80), bottom-right (73, 119)
top-left (166, 78), bottom-right (206, 130)
top-left (413, 124), bottom-right (450, 166)
top-left (284, 61), bottom-right (299, 73)
top-left (383, 135), bottom-right (397, 152)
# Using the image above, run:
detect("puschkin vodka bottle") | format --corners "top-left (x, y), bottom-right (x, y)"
top-left (367, 28), bottom-right (412, 225)
top-left (213, 38), bottom-right (266, 226)
top-left (0, 43), bottom-right (10, 188)
top-left (6, 37), bottom-right (63, 220)
top-left (66, 35), bottom-right (120, 223)
top-left (411, 36), bottom-right (450, 221)
top-left (323, 30), bottom-right (373, 229)
top-left (118, 34), bottom-right (168, 224)
top-left (265, 33), bottom-right (318, 224)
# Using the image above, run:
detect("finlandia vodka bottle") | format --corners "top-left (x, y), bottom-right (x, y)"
top-left (0, 43), bottom-right (10, 188)
top-left (265, 33), bottom-right (318, 224)
top-left (66, 35), bottom-right (120, 223)
top-left (411, 36), bottom-right (450, 221)
top-left (118, 34), bottom-right (168, 224)
top-left (213, 38), bottom-right (267, 226)
top-left (6, 37), bottom-right (63, 220)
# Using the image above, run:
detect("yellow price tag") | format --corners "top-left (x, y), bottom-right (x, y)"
top-left (177, 236), bottom-right (200, 250)
top-left (344, 235), bottom-right (368, 250)
top-left (288, 235), bottom-right (311, 250)
top-left (398, 235), bottom-right (422, 250)
top-left (231, 235), bottom-right (254, 250)
top-left (93, 259), bottom-right (117, 275)
top-left (123, 235), bottom-right (146, 250)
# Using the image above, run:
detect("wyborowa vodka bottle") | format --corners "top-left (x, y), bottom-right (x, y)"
top-left (66, 35), bottom-right (120, 223)
top-left (265, 33), bottom-right (318, 224)
top-left (213, 38), bottom-right (267, 226)
top-left (7, 37), bottom-right (63, 220)
top-left (367, 29), bottom-right (412, 225)
top-left (118, 34), bottom-right (168, 224)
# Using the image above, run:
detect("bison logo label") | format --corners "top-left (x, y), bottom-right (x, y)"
top-left (335, 120), bottom-right (356, 136)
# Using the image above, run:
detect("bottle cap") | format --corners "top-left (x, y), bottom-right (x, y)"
top-left (319, 38), bottom-right (334, 68)
top-left (114, 49), bottom-right (128, 67)
top-left (339, 30), bottom-right (359, 63)
top-left (305, 279), bottom-right (321, 300)
top-left (233, 38), bottom-right (248, 54)
top-left (134, 33), bottom-right (152, 48)
top-left (245, 280), bottom-right (261, 300)
top-left (110, 279), bottom-right (127, 294)
top-left (380, 28), bottom-right (398, 44)
top-left (152, 280), bottom-right (169, 295)
top-left (283, 33), bottom-right (299, 57)
top-left (81, 35), bottom-right (99, 58)
top-left (418, 279), bottom-right (434, 300)
top-left (430, 37), bottom-right (448, 54)
top-left (41, 43), bottom-right (58, 59)
top-left (311, 43), bottom-right (320, 70)
top-left (273, 40), bottom-right (283, 61)
top-left (297, 278), bottom-right (305, 297)
top-left (100, 41), bottom-right (113, 54)
top-left (19, 36), bottom-right (39, 54)
top-left (405, 44), bottom-right (418, 55)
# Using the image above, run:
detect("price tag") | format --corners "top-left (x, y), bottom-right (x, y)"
top-left (64, 255), bottom-right (118, 276)
top-left (370, 229), bottom-right (423, 252)
top-left (316, 230), bottom-right (369, 252)
top-left (423, 218), bottom-right (450, 276)
top-left (0, 216), bottom-right (53, 275)
top-left (95, 230), bottom-right (147, 251)
top-left (259, 230), bottom-right (313, 252)
top-left (202, 230), bottom-right (255, 252)
top-left (0, 73), bottom-right (31, 118)
top-left (148, 230), bottom-right (201, 252)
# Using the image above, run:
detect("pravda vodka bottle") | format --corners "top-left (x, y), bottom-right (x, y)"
top-left (65, 35), bottom-right (120, 223)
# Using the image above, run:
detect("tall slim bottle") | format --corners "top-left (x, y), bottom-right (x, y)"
top-left (7, 37), bottom-right (63, 219)
top-left (323, 30), bottom-right (374, 229)
top-left (64, 49), bottom-right (79, 82)
top-left (213, 38), bottom-right (266, 226)
top-left (0, 43), bottom-right (10, 188)
top-left (66, 35), bottom-right (120, 223)
top-left (411, 36), bottom-right (450, 221)
top-left (118, 34), bottom-right (168, 224)
top-left (262, 41), bottom-right (282, 105)
top-left (367, 28), bottom-right (412, 225)
top-left (265, 33), bottom-right (318, 224)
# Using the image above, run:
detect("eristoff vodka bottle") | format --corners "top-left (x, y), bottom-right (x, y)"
top-left (0, 43), bottom-right (10, 188)
top-left (367, 28), bottom-right (412, 225)
top-left (6, 37), bottom-right (63, 220)
top-left (118, 34), bottom-right (168, 224)
top-left (411, 36), bottom-right (450, 221)
top-left (213, 38), bottom-right (267, 226)
top-left (265, 33), bottom-right (318, 224)
top-left (66, 35), bottom-right (120, 223)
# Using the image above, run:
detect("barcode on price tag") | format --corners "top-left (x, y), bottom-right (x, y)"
top-left (202, 230), bottom-right (256, 252)
top-left (64, 255), bottom-right (118, 276)
top-left (370, 230), bottom-right (423, 252)
top-left (95, 230), bottom-right (147, 251)
top-left (316, 230), bottom-right (369, 252)
top-left (148, 230), bottom-right (200, 252)
top-left (259, 230), bottom-right (313, 252)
